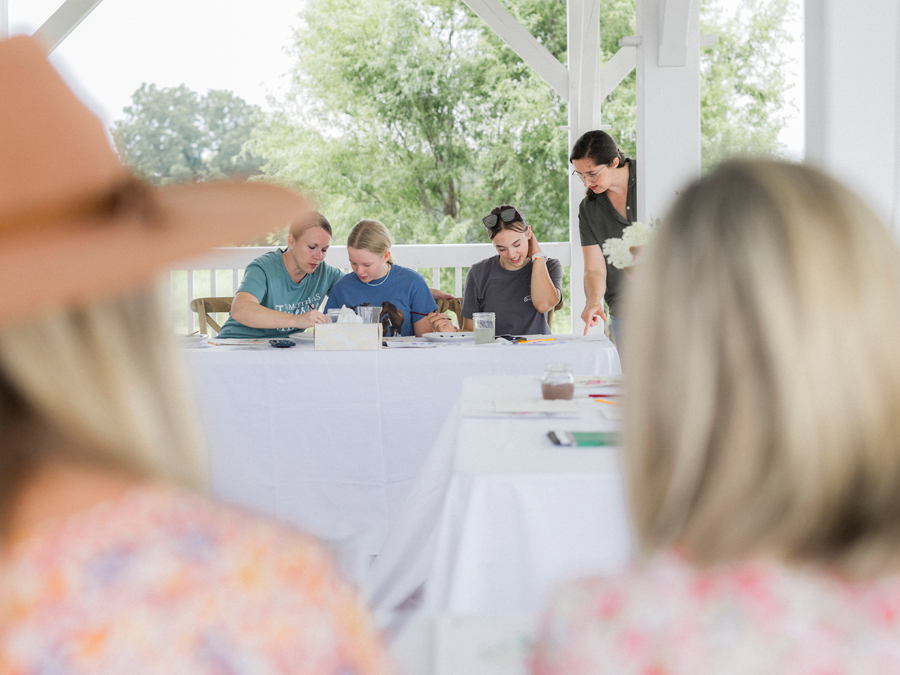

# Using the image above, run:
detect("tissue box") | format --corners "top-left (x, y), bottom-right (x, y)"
top-left (314, 323), bottom-right (382, 351)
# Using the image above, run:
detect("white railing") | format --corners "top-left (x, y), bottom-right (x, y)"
top-left (172, 242), bottom-right (573, 334)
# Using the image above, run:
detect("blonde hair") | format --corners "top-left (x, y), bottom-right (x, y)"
top-left (347, 219), bottom-right (395, 265)
top-left (0, 285), bottom-right (206, 529)
top-left (624, 160), bottom-right (900, 577)
top-left (289, 211), bottom-right (332, 241)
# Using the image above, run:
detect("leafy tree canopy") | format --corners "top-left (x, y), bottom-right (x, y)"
top-left (112, 84), bottom-right (267, 184)
top-left (252, 0), bottom-right (797, 244)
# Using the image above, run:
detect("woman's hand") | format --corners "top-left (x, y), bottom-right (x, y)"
top-left (581, 302), bottom-right (608, 335)
top-left (429, 287), bottom-right (454, 301)
top-left (526, 227), bottom-right (543, 260)
top-left (426, 311), bottom-right (456, 333)
top-left (294, 309), bottom-right (330, 330)
top-left (623, 245), bottom-right (644, 279)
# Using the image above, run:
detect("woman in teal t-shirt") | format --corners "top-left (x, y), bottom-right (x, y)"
top-left (324, 220), bottom-right (443, 337)
top-left (217, 212), bottom-right (342, 339)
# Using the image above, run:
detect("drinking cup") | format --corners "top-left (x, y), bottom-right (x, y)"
top-left (357, 306), bottom-right (382, 324)
top-left (327, 308), bottom-right (342, 323)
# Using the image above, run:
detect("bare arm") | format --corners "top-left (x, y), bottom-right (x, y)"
top-left (429, 287), bottom-right (454, 301)
top-left (527, 233), bottom-right (561, 314)
top-left (581, 245), bottom-right (608, 335)
top-left (230, 291), bottom-right (328, 330)
top-left (462, 317), bottom-right (473, 331)
top-left (413, 315), bottom-right (437, 337)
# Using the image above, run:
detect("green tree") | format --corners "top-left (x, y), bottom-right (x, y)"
top-left (253, 0), bottom-right (796, 246)
top-left (699, 0), bottom-right (797, 168)
top-left (254, 0), bottom-right (578, 245)
top-left (112, 84), bottom-right (267, 184)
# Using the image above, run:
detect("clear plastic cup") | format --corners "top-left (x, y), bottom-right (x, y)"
top-left (327, 308), bottom-right (342, 323)
top-left (473, 312), bottom-right (495, 344)
top-left (357, 306), bottom-right (382, 323)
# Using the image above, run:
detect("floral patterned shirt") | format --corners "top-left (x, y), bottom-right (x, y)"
top-left (0, 486), bottom-right (395, 675)
top-left (533, 550), bottom-right (900, 675)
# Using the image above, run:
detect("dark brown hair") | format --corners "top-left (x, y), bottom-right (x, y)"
top-left (569, 130), bottom-right (627, 201)
top-left (485, 204), bottom-right (527, 240)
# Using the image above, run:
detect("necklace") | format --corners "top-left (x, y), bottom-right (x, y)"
top-left (363, 264), bottom-right (392, 287)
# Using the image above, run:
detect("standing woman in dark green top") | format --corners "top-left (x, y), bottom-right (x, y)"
top-left (569, 130), bottom-right (637, 345)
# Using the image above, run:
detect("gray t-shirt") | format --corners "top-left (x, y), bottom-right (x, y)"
top-left (462, 255), bottom-right (563, 336)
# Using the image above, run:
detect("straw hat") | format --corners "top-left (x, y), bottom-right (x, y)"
top-left (0, 35), bottom-right (310, 325)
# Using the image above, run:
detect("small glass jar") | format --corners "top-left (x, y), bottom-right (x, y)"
top-left (473, 312), bottom-right (495, 344)
top-left (541, 363), bottom-right (575, 400)
top-left (327, 308), bottom-right (342, 323)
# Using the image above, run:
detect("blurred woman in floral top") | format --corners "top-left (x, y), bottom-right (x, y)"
top-left (533, 160), bottom-right (900, 675)
top-left (0, 36), bottom-right (394, 675)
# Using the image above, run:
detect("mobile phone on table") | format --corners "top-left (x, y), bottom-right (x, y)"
top-left (269, 339), bottom-right (296, 348)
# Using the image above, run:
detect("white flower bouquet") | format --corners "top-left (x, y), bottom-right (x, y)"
top-left (602, 221), bottom-right (656, 270)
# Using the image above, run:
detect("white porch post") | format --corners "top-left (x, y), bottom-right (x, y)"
top-left (635, 0), bottom-right (702, 222)
top-left (1, 0), bottom-right (8, 40)
top-left (568, 0), bottom-right (602, 334)
top-left (805, 0), bottom-right (900, 232)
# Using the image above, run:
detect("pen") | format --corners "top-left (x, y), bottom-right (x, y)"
top-left (594, 398), bottom-right (622, 406)
top-left (519, 338), bottom-right (556, 344)
top-left (588, 393), bottom-right (621, 398)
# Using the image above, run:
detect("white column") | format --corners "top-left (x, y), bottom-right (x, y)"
top-left (568, 0), bottom-right (602, 334)
top-left (805, 0), bottom-right (900, 232)
top-left (635, 0), bottom-right (702, 222)
top-left (1, 0), bottom-right (9, 40)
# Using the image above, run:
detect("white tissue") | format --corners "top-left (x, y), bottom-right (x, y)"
top-left (337, 305), bottom-right (363, 324)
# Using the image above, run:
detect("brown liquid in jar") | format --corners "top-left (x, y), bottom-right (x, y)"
top-left (542, 381), bottom-right (575, 400)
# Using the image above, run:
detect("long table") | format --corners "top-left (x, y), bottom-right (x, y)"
top-left (185, 336), bottom-right (621, 568)
top-left (366, 374), bottom-right (633, 675)
top-left (366, 374), bottom-right (632, 617)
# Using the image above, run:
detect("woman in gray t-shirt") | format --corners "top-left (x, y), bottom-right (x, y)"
top-left (460, 204), bottom-right (563, 336)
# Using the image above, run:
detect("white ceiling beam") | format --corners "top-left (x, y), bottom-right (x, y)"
top-left (600, 46), bottom-right (636, 99)
top-left (33, 0), bottom-right (105, 54)
top-left (461, 0), bottom-right (569, 101)
top-left (658, 0), bottom-right (693, 66)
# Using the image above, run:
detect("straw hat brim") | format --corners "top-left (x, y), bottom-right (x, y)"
top-left (0, 179), bottom-right (308, 325)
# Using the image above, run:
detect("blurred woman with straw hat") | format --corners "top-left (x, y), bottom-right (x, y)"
top-left (0, 36), bottom-right (394, 675)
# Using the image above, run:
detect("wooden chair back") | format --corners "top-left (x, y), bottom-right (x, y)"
top-left (547, 296), bottom-right (564, 331)
top-left (189, 297), bottom-right (233, 335)
top-left (435, 297), bottom-right (464, 329)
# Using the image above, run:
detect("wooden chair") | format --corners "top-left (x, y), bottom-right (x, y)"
top-left (435, 297), bottom-right (464, 329)
top-left (547, 296), bottom-right (564, 331)
top-left (189, 297), bottom-right (233, 335)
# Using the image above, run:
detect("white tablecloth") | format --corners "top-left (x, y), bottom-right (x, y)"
top-left (366, 375), bottom-right (632, 618)
top-left (185, 336), bottom-right (620, 565)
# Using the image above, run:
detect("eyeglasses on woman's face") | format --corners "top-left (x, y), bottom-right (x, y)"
top-left (482, 207), bottom-right (519, 229)
top-left (571, 164), bottom-right (609, 184)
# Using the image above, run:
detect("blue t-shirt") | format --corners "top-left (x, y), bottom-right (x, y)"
top-left (217, 250), bottom-right (343, 339)
top-left (324, 264), bottom-right (437, 337)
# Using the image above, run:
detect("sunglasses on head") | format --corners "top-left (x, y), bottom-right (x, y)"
top-left (482, 207), bottom-right (519, 229)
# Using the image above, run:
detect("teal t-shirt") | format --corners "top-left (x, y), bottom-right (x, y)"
top-left (217, 250), bottom-right (343, 339)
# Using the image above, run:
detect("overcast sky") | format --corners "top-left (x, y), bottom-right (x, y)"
top-left (8, 0), bottom-right (803, 157)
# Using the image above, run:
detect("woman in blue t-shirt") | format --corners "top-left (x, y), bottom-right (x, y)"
top-left (324, 220), bottom-right (441, 337)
